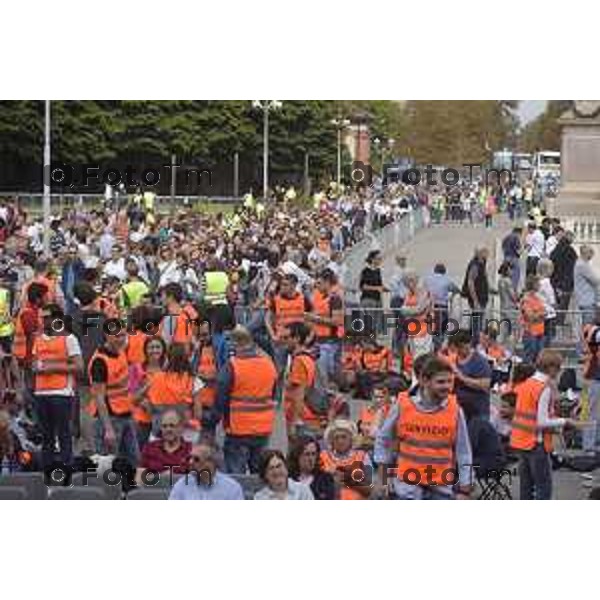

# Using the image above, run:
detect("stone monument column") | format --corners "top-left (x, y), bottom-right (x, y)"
top-left (554, 100), bottom-right (600, 217)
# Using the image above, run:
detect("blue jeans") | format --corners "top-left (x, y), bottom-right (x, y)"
top-left (522, 334), bottom-right (544, 365)
top-left (224, 435), bottom-right (269, 474)
top-left (94, 416), bottom-right (140, 468)
top-left (518, 444), bottom-right (552, 500)
top-left (506, 257), bottom-right (520, 292)
top-left (470, 310), bottom-right (485, 345)
top-left (272, 342), bottom-right (289, 403)
top-left (35, 395), bottom-right (73, 469)
top-left (317, 341), bottom-right (341, 383)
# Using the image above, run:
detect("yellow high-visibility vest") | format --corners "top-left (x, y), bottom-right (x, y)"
top-left (204, 271), bottom-right (229, 305)
top-left (0, 288), bottom-right (14, 338)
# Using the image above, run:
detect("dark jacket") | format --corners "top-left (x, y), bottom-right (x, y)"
top-left (462, 257), bottom-right (489, 308)
top-left (550, 239), bottom-right (578, 292)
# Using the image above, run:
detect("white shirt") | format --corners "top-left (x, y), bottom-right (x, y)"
top-left (532, 371), bottom-right (566, 437)
top-left (254, 479), bottom-right (314, 500)
top-left (537, 279), bottom-right (556, 319)
top-left (99, 233), bottom-right (115, 260)
top-left (525, 229), bottom-right (545, 258)
top-left (33, 334), bottom-right (82, 397)
top-left (545, 235), bottom-right (559, 257)
top-left (103, 258), bottom-right (127, 281)
top-left (158, 261), bottom-right (181, 288)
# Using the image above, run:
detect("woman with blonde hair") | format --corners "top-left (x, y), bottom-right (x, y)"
top-left (320, 420), bottom-right (373, 499)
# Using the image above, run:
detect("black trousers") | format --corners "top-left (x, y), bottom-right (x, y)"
top-left (35, 395), bottom-right (73, 469)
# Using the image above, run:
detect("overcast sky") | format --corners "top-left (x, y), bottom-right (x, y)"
top-left (518, 100), bottom-right (547, 123)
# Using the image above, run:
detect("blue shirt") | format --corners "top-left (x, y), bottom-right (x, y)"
top-left (423, 273), bottom-right (460, 306)
top-left (168, 471), bottom-right (244, 500)
top-left (455, 351), bottom-right (492, 420)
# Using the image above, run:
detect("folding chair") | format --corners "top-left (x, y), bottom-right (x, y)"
top-left (0, 472), bottom-right (47, 500)
top-left (71, 472), bottom-right (123, 500)
top-left (49, 487), bottom-right (108, 500)
top-left (231, 474), bottom-right (263, 499)
top-left (126, 488), bottom-right (170, 500)
top-left (0, 485), bottom-right (29, 500)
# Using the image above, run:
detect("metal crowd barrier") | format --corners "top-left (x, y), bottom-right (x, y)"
top-left (341, 206), bottom-right (428, 294)
top-left (0, 193), bottom-right (241, 214)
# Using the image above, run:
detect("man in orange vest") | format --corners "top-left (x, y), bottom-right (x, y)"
top-left (305, 268), bottom-right (343, 384)
top-left (510, 349), bottom-right (578, 499)
top-left (88, 326), bottom-right (140, 467)
top-left (160, 282), bottom-right (196, 354)
top-left (19, 259), bottom-right (61, 309)
top-left (215, 326), bottom-right (278, 474)
top-left (193, 320), bottom-right (222, 438)
top-left (266, 273), bottom-right (313, 398)
top-left (32, 303), bottom-right (83, 470)
top-left (520, 275), bottom-right (546, 365)
top-left (374, 356), bottom-right (473, 500)
top-left (281, 322), bottom-right (324, 439)
top-left (12, 282), bottom-right (48, 366)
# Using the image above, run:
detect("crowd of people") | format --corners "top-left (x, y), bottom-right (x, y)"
top-left (1, 170), bottom-right (599, 500)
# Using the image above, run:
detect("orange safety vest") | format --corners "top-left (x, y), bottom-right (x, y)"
top-left (510, 377), bottom-right (553, 452)
top-left (320, 449), bottom-right (368, 500)
top-left (87, 350), bottom-right (133, 417)
top-left (126, 331), bottom-right (152, 366)
top-left (361, 347), bottom-right (390, 372)
top-left (359, 403), bottom-right (390, 430)
top-left (396, 392), bottom-right (458, 486)
top-left (284, 352), bottom-right (321, 428)
top-left (32, 336), bottom-right (70, 393)
top-left (403, 290), bottom-right (431, 338)
top-left (312, 290), bottom-right (342, 339)
top-left (272, 293), bottom-right (306, 335)
top-left (227, 353), bottom-right (278, 436)
top-left (160, 310), bottom-right (194, 348)
top-left (520, 293), bottom-right (545, 337)
top-left (196, 345), bottom-right (217, 408)
top-left (131, 367), bottom-right (154, 426)
top-left (342, 345), bottom-right (361, 372)
top-left (147, 371), bottom-right (194, 407)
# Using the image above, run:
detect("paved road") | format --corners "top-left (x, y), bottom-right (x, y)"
top-left (380, 215), bottom-right (514, 315)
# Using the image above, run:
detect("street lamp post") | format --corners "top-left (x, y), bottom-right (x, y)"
top-left (373, 137), bottom-right (382, 177)
top-left (252, 100), bottom-right (282, 201)
top-left (331, 116), bottom-right (350, 189)
top-left (43, 100), bottom-right (51, 256)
